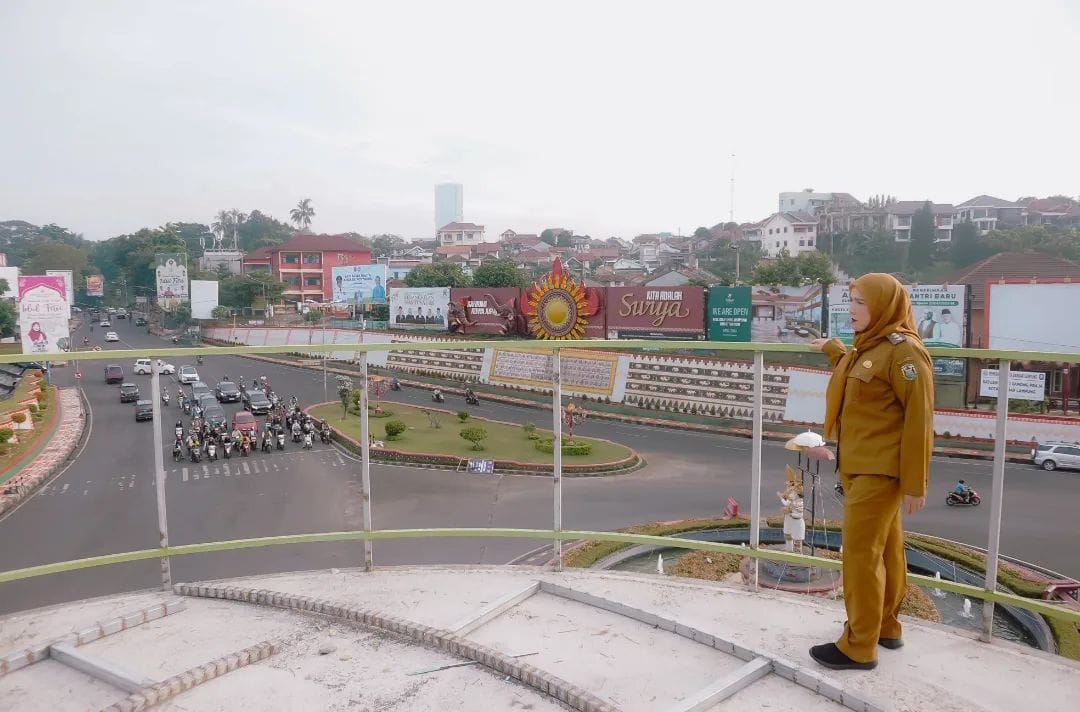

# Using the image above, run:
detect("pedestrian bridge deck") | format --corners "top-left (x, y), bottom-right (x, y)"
top-left (2, 566), bottom-right (1077, 711)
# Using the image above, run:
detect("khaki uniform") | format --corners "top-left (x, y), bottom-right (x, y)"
top-left (822, 334), bottom-right (934, 663)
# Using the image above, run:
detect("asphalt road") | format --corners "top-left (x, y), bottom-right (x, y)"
top-left (1, 318), bottom-right (1078, 615)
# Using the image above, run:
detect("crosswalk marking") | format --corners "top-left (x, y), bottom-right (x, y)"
top-left (252, 462), bottom-right (261, 474)
top-left (182, 467), bottom-right (189, 482)
top-left (203, 465), bottom-right (210, 479)
top-left (243, 462), bottom-right (250, 475)
top-left (223, 464), bottom-right (231, 477)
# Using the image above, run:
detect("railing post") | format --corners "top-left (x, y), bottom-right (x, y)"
top-left (981, 359), bottom-right (1010, 642)
top-left (552, 348), bottom-right (563, 571)
top-left (359, 352), bottom-right (374, 571)
top-left (150, 368), bottom-right (171, 589)
top-left (748, 351), bottom-right (764, 590)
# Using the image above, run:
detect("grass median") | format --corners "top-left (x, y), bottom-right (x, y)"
top-left (310, 401), bottom-right (634, 466)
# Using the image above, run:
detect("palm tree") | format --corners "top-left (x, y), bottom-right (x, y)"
top-left (211, 209), bottom-right (231, 245)
top-left (229, 209), bottom-right (247, 249)
top-left (290, 198), bottom-right (315, 232)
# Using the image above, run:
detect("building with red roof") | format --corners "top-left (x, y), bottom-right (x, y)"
top-left (247, 233), bottom-right (372, 303)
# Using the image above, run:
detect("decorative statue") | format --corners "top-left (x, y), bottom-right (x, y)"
top-left (447, 299), bottom-right (474, 334)
top-left (483, 293), bottom-right (526, 336)
top-left (778, 465), bottom-right (806, 554)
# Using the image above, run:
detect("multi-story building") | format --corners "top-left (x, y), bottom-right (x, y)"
top-left (1023, 197), bottom-right (1080, 227)
top-left (778, 190), bottom-right (834, 215)
top-left (437, 222), bottom-right (485, 246)
top-left (434, 183), bottom-right (463, 234)
top-left (631, 234), bottom-right (663, 270)
top-left (955, 195), bottom-right (1024, 234)
top-left (885, 201), bottom-right (955, 243)
top-left (265, 233), bottom-right (372, 303)
top-left (756, 212), bottom-right (818, 257)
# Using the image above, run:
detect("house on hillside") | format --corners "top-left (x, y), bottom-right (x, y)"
top-left (757, 212), bottom-right (818, 257)
top-left (955, 195), bottom-right (1024, 234)
top-left (437, 222), bottom-right (485, 246)
top-left (885, 202), bottom-right (955, 243)
top-left (1022, 198), bottom-right (1080, 228)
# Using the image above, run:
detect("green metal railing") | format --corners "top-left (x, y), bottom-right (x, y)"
top-left (3, 340), bottom-right (1080, 645)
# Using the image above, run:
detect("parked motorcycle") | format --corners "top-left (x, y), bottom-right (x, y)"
top-left (946, 489), bottom-right (981, 507)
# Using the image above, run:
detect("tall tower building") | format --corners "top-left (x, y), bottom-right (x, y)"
top-left (434, 183), bottom-right (464, 233)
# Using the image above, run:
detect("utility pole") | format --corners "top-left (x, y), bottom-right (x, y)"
top-left (729, 153), bottom-right (736, 225)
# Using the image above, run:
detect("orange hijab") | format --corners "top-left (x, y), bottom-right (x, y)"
top-left (823, 273), bottom-right (922, 440)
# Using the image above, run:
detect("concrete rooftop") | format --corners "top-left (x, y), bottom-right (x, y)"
top-left (1, 566), bottom-right (1078, 712)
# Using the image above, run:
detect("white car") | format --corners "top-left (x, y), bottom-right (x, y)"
top-left (105, 331), bottom-right (119, 342)
top-left (177, 365), bottom-right (200, 384)
top-left (134, 358), bottom-right (175, 375)
top-left (99, 320), bottom-right (112, 327)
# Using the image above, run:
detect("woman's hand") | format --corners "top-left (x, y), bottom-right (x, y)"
top-left (809, 338), bottom-right (829, 352)
top-left (903, 495), bottom-right (926, 515)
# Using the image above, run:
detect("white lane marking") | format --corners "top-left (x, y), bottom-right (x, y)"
top-left (252, 462), bottom-right (261, 474)
top-left (223, 464), bottom-right (231, 476)
top-left (243, 462), bottom-right (251, 475)
top-left (182, 467), bottom-right (189, 482)
top-left (83, 489), bottom-right (88, 495)
top-left (61, 483), bottom-right (69, 494)
top-left (203, 464), bottom-right (210, 479)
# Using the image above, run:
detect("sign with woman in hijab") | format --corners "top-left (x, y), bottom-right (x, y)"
top-left (19, 275), bottom-right (70, 355)
top-left (156, 253), bottom-right (189, 309)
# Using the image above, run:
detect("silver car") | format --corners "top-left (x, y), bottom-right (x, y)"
top-left (1032, 441), bottom-right (1080, 472)
top-left (178, 365), bottom-right (200, 384)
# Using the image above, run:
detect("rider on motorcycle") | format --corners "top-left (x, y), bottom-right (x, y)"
top-left (390, 376), bottom-right (400, 389)
top-left (465, 387), bottom-right (477, 402)
top-left (432, 388), bottom-right (444, 402)
top-left (953, 479), bottom-right (971, 503)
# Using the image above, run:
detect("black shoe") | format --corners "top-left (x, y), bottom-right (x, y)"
top-left (878, 637), bottom-right (904, 650)
top-left (809, 643), bottom-right (877, 670)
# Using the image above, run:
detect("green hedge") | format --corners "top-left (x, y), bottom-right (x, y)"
top-left (534, 439), bottom-right (593, 456)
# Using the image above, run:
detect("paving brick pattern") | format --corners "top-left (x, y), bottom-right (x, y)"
top-left (0, 388), bottom-right (85, 514)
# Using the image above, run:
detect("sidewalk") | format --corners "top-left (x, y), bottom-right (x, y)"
top-left (234, 350), bottom-right (1030, 464)
top-left (0, 389), bottom-right (85, 516)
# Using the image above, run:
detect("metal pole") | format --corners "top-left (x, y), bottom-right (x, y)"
top-left (552, 349), bottom-right (563, 571)
top-left (748, 351), bottom-right (764, 589)
top-left (981, 359), bottom-right (1010, 642)
top-left (150, 368), bottom-right (172, 589)
top-left (358, 352), bottom-right (373, 571)
top-left (322, 319), bottom-right (328, 403)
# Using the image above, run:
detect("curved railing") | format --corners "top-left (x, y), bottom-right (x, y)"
top-left (3, 339), bottom-right (1080, 646)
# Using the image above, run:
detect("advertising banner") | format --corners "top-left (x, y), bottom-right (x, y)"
top-left (18, 275), bottom-right (70, 355)
top-left (987, 282), bottom-right (1080, 353)
top-left (706, 286), bottom-right (752, 341)
top-left (979, 369), bottom-right (1046, 401)
top-left (389, 287), bottom-right (450, 329)
top-left (828, 284), bottom-right (967, 347)
top-left (85, 274), bottom-right (104, 297)
top-left (155, 253), bottom-right (189, 309)
top-left (190, 280), bottom-right (220, 320)
top-left (485, 348), bottom-right (623, 397)
top-left (746, 284), bottom-right (823, 343)
top-left (605, 287), bottom-right (705, 340)
top-left (448, 288), bottom-right (525, 335)
top-left (45, 269), bottom-right (73, 318)
top-left (331, 264), bottom-right (387, 304)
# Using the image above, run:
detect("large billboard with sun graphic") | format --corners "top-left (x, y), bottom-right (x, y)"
top-left (523, 258), bottom-right (605, 339)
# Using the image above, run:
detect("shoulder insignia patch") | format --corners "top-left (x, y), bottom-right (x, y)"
top-left (900, 362), bottom-right (917, 381)
top-left (887, 332), bottom-right (906, 345)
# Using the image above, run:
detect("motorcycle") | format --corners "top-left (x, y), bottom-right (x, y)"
top-left (223, 438), bottom-right (233, 459)
top-left (240, 439), bottom-right (251, 457)
top-left (161, 390), bottom-right (170, 405)
top-left (196, 355), bottom-right (204, 365)
top-left (189, 445), bottom-right (202, 463)
top-left (464, 392), bottom-right (479, 406)
top-left (320, 425), bottom-right (331, 444)
top-left (303, 432), bottom-right (313, 450)
top-left (207, 441), bottom-right (217, 461)
top-left (276, 426), bottom-right (286, 450)
top-left (302, 419), bottom-right (313, 435)
top-left (262, 434), bottom-right (272, 453)
top-left (390, 379), bottom-right (401, 391)
top-left (432, 391), bottom-right (445, 403)
top-left (289, 395), bottom-right (299, 410)
top-left (172, 441), bottom-right (183, 462)
top-left (174, 425), bottom-right (184, 440)
top-left (171, 336), bottom-right (180, 344)
top-left (946, 489), bottom-right (981, 507)
top-left (291, 422), bottom-right (302, 443)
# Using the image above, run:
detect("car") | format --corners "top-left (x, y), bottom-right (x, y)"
top-left (99, 320), bottom-right (111, 328)
top-left (1032, 441), bottom-right (1080, 472)
top-left (178, 365), bottom-right (199, 384)
top-left (215, 380), bottom-right (241, 403)
top-left (105, 331), bottom-right (119, 342)
top-left (104, 364), bottom-right (124, 384)
top-left (134, 400), bottom-right (154, 421)
top-left (242, 389), bottom-right (272, 415)
top-left (202, 404), bottom-right (227, 430)
top-left (191, 381), bottom-right (212, 400)
top-left (196, 392), bottom-right (218, 409)
top-left (132, 359), bottom-right (175, 375)
top-left (116, 309), bottom-right (128, 319)
top-left (134, 316), bottom-right (147, 326)
top-left (119, 382), bottom-right (140, 402)
top-left (231, 411), bottom-right (258, 436)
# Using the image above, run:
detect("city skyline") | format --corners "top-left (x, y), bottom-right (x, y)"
top-left (1, 1), bottom-right (1077, 241)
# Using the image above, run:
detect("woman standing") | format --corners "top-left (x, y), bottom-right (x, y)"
top-left (808, 273), bottom-right (934, 670)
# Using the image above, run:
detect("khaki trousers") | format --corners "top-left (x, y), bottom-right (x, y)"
top-left (836, 473), bottom-right (907, 663)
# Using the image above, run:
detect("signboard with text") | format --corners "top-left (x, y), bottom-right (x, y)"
top-left (389, 287), bottom-right (450, 328)
top-left (331, 264), bottom-right (387, 304)
top-left (449, 288), bottom-right (525, 334)
top-left (606, 286), bottom-right (705, 340)
top-left (85, 274), bottom-right (104, 297)
top-left (706, 287), bottom-right (752, 341)
top-left (979, 369), bottom-right (1046, 401)
top-left (828, 284), bottom-right (967, 347)
top-left (18, 275), bottom-right (70, 355)
top-left (155, 253), bottom-right (189, 309)
top-left (45, 269), bottom-right (73, 319)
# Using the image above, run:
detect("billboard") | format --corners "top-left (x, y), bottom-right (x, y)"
top-left (85, 274), bottom-right (104, 297)
top-left (155, 253), bottom-right (188, 309)
top-left (746, 284), bottom-right (823, 343)
top-left (18, 276), bottom-right (70, 355)
top-left (190, 280), bottom-right (220, 320)
top-left (828, 283), bottom-right (967, 347)
top-left (606, 286), bottom-right (705, 340)
top-left (448, 288), bottom-right (526, 335)
top-left (46, 270), bottom-right (73, 318)
top-left (331, 264), bottom-right (387, 304)
top-left (389, 287), bottom-right (450, 329)
top-left (987, 282), bottom-right (1080, 353)
top-left (707, 286), bottom-right (752, 341)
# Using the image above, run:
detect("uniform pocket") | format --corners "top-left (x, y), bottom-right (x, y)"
top-left (847, 368), bottom-right (874, 401)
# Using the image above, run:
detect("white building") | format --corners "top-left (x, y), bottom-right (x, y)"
top-left (778, 190), bottom-right (835, 216)
top-left (437, 222), bottom-right (485, 246)
top-left (434, 183), bottom-right (463, 234)
top-left (756, 212), bottom-right (818, 257)
top-left (885, 201), bottom-right (955, 243)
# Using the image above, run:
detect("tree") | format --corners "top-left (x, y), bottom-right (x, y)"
top-left (404, 262), bottom-right (472, 288)
top-left (0, 299), bottom-right (15, 338)
top-left (290, 198), bottom-right (315, 231)
top-left (211, 306), bottom-right (232, 320)
top-left (908, 201), bottom-right (936, 273)
top-left (751, 250), bottom-right (836, 286)
top-left (950, 220), bottom-right (990, 268)
top-left (303, 309), bottom-right (323, 323)
top-left (336, 375), bottom-right (354, 419)
top-left (384, 420), bottom-right (407, 440)
top-left (459, 425), bottom-right (488, 451)
top-left (23, 241), bottom-right (90, 287)
top-left (693, 226), bottom-right (713, 241)
top-left (556, 232), bottom-right (573, 247)
top-left (236, 210), bottom-right (293, 252)
top-left (540, 229), bottom-right (557, 246)
top-left (171, 304), bottom-right (193, 328)
top-left (211, 210), bottom-right (232, 245)
top-left (701, 240), bottom-right (762, 284)
top-left (371, 234), bottom-right (406, 258)
top-left (471, 259), bottom-right (528, 288)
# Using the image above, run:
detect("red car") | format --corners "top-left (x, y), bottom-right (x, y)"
top-left (104, 364), bottom-right (124, 384)
top-left (231, 411), bottom-right (258, 436)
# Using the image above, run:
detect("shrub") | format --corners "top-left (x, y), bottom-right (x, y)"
top-left (457, 410), bottom-right (469, 422)
top-left (11, 413), bottom-right (26, 424)
top-left (27, 404), bottom-right (38, 414)
top-left (384, 420), bottom-right (406, 440)
top-left (32, 412), bottom-right (43, 422)
top-left (534, 439), bottom-right (593, 456)
top-left (460, 426), bottom-right (488, 450)
top-left (522, 422), bottom-right (536, 437)
top-left (0, 428), bottom-right (13, 443)
top-left (36, 389), bottom-right (47, 402)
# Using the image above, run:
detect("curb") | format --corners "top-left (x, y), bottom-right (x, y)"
top-left (173, 582), bottom-right (620, 712)
top-left (233, 350), bottom-right (1030, 464)
top-left (0, 388), bottom-right (86, 515)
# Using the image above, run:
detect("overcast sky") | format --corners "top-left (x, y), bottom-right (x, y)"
top-left (1, 1), bottom-right (1077, 242)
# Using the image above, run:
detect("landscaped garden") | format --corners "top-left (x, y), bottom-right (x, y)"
top-left (309, 401), bottom-right (635, 468)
